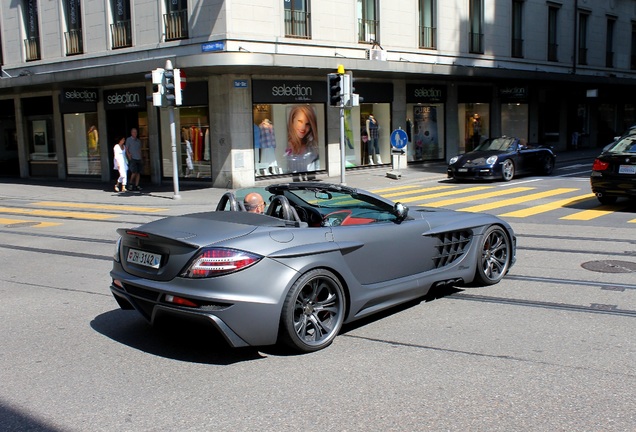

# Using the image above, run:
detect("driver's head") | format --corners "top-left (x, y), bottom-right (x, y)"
top-left (244, 192), bottom-right (265, 213)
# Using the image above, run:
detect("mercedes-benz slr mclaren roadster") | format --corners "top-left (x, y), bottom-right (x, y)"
top-left (110, 182), bottom-right (516, 352)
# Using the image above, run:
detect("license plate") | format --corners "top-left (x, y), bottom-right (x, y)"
top-left (618, 165), bottom-right (636, 174)
top-left (458, 168), bottom-right (468, 172)
top-left (127, 248), bottom-right (161, 268)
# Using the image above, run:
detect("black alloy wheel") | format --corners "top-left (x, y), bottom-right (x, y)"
top-left (473, 225), bottom-right (511, 286)
top-left (280, 269), bottom-right (346, 352)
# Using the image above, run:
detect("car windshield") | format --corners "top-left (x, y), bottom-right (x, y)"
top-left (474, 137), bottom-right (516, 152)
top-left (286, 188), bottom-right (388, 211)
top-left (606, 134), bottom-right (636, 154)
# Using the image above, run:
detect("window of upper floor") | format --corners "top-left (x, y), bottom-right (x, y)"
top-left (606, 16), bottom-right (616, 68)
top-left (511, 0), bottom-right (523, 58)
top-left (62, 0), bottom-right (83, 56)
top-left (284, 0), bottom-right (311, 39)
top-left (357, 0), bottom-right (378, 44)
top-left (631, 21), bottom-right (636, 70)
top-left (110, 0), bottom-right (132, 49)
top-left (418, 0), bottom-right (436, 49)
top-left (578, 10), bottom-right (590, 66)
top-left (164, 0), bottom-right (189, 42)
top-left (469, 0), bottom-right (483, 54)
top-left (22, 0), bottom-right (41, 62)
top-left (547, 4), bottom-right (559, 62)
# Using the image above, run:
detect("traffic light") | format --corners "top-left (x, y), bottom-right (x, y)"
top-left (145, 68), bottom-right (164, 107)
top-left (328, 73), bottom-right (343, 107)
top-left (164, 69), bottom-right (176, 106)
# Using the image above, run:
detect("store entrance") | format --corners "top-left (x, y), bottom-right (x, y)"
top-left (106, 109), bottom-right (149, 180)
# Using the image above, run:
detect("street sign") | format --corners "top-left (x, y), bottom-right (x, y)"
top-left (390, 128), bottom-right (408, 149)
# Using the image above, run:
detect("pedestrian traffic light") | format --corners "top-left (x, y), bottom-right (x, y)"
top-left (328, 73), bottom-right (343, 107)
top-left (145, 68), bottom-right (164, 107)
top-left (164, 69), bottom-right (176, 106)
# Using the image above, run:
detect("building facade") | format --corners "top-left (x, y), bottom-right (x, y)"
top-left (1, 0), bottom-right (635, 188)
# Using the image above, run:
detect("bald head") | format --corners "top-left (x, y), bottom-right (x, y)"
top-left (244, 192), bottom-right (265, 213)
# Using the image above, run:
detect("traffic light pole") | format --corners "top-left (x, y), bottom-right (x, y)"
top-left (339, 106), bottom-right (346, 185)
top-left (165, 60), bottom-right (181, 200)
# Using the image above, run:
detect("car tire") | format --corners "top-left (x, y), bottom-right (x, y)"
top-left (597, 195), bottom-right (617, 205)
top-left (280, 269), bottom-right (346, 352)
top-left (502, 160), bottom-right (515, 181)
top-left (472, 225), bottom-right (512, 286)
top-left (542, 157), bottom-right (555, 175)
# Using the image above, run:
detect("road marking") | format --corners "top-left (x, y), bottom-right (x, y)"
top-left (423, 187), bottom-right (535, 208)
top-left (499, 193), bottom-right (595, 217)
top-left (458, 188), bottom-right (579, 212)
top-left (560, 206), bottom-right (623, 221)
top-left (0, 217), bottom-right (61, 228)
top-left (0, 207), bottom-right (117, 220)
top-left (378, 185), bottom-right (455, 198)
top-left (371, 184), bottom-right (434, 194)
top-left (380, 186), bottom-right (493, 203)
top-left (33, 201), bottom-right (168, 213)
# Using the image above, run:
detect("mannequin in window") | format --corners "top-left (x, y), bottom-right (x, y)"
top-left (366, 114), bottom-right (381, 165)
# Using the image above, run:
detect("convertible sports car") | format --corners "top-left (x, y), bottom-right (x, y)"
top-left (591, 128), bottom-right (636, 204)
top-left (110, 183), bottom-right (516, 352)
top-left (447, 136), bottom-right (556, 181)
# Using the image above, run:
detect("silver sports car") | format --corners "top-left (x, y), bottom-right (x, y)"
top-left (110, 182), bottom-right (516, 352)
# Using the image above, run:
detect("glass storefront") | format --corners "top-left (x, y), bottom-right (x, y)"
top-left (405, 84), bottom-right (446, 162)
top-left (64, 112), bottom-right (100, 175)
top-left (459, 103), bottom-right (489, 152)
top-left (501, 103), bottom-right (528, 141)
top-left (161, 106), bottom-right (210, 178)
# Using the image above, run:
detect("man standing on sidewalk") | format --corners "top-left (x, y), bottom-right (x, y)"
top-left (125, 128), bottom-right (143, 191)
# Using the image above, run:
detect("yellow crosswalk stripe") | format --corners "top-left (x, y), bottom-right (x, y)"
top-left (0, 217), bottom-right (61, 228)
top-left (33, 201), bottom-right (167, 213)
top-left (378, 185), bottom-right (456, 198)
top-left (560, 206), bottom-right (620, 221)
top-left (424, 187), bottom-right (535, 208)
top-left (0, 207), bottom-right (116, 220)
top-left (499, 193), bottom-right (596, 217)
top-left (370, 184), bottom-right (433, 194)
top-left (458, 188), bottom-right (579, 213)
top-left (380, 186), bottom-right (493, 203)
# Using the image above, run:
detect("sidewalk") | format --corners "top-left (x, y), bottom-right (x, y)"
top-left (0, 148), bottom-right (599, 213)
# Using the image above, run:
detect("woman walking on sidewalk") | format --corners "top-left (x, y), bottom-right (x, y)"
top-left (113, 136), bottom-right (128, 193)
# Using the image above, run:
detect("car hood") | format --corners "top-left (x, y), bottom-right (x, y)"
top-left (455, 150), bottom-right (506, 163)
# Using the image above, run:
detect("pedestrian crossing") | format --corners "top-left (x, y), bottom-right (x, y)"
top-left (0, 202), bottom-right (168, 228)
top-left (370, 185), bottom-right (636, 224)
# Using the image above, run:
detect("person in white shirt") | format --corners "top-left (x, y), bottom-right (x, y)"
top-left (113, 136), bottom-right (128, 192)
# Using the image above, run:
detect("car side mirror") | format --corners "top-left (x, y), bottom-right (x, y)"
top-left (393, 202), bottom-right (409, 222)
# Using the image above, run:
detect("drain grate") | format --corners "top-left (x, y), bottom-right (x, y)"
top-left (581, 260), bottom-right (636, 274)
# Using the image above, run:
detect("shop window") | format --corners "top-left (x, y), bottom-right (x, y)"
top-left (459, 104), bottom-right (489, 153)
top-left (284, 0), bottom-right (311, 39)
top-left (408, 104), bottom-right (445, 162)
top-left (28, 117), bottom-right (57, 176)
top-left (65, 113), bottom-right (100, 176)
top-left (253, 104), bottom-right (325, 176)
top-left (161, 107), bottom-right (209, 179)
top-left (501, 104), bottom-right (528, 141)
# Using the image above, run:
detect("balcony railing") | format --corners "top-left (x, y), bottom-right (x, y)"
top-left (578, 47), bottom-right (588, 65)
top-left (284, 9), bottom-right (310, 39)
top-left (469, 32), bottom-right (483, 54)
top-left (358, 19), bottom-right (378, 43)
top-left (164, 9), bottom-right (189, 41)
top-left (548, 43), bottom-right (558, 62)
top-left (419, 26), bottom-right (436, 49)
top-left (24, 37), bottom-right (40, 61)
top-left (511, 37), bottom-right (523, 58)
top-left (111, 20), bottom-right (132, 49)
top-left (64, 29), bottom-right (83, 56)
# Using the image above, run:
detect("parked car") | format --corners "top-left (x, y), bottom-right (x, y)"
top-left (591, 129), bottom-right (636, 204)
top-left (447, 136), bottom-right (556, 182)
top-left (110, 182), bottom-right (516, 353)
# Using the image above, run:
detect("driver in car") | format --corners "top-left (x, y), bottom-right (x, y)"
top-left (244, 192), bottom-right (265, 214)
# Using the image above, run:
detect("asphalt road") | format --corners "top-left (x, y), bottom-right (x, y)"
top-left (1, 155), bottom-right (635, 431)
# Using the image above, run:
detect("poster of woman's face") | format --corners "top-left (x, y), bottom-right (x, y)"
top-left (285, 105), bottom-right (320, 173)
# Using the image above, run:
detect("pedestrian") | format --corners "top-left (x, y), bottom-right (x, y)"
top-left (125, 128), bottom-right (143, 191)
top-left (113, 136), bottom-right (128, 193)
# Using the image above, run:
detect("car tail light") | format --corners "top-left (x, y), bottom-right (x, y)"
top-left (165, 294), bottom-right (198, 307)
top-left (592, 159), bottom-right (610, 171)
top-left (181, 248), bottom-right (262, 278)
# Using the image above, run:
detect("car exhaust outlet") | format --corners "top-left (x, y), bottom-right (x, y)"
top-left (596, 192), bottom-right (603, 198)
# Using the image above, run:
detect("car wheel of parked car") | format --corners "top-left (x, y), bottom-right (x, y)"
top-left (473, 225), bottom-right (512, 286)
top-left (597, 195), bottom-right (617, 205)
top-left (501, 160), bottom-right (515, 181)
top-left (542, 157), bottom-right (555, 175)
top-left (280, 268), bottom-right (346, 352)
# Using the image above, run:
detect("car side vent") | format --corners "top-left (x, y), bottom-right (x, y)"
top-left (433, 230), bottom-right (472, 268)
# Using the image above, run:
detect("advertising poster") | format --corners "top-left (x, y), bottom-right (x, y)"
top-left (413, 105), bottom-right (438, 160)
